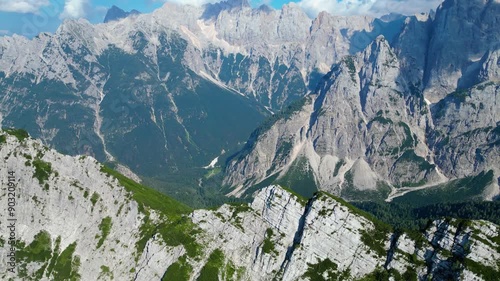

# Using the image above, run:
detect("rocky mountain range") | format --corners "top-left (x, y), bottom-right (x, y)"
top-left (0, 0), bottom-right (499, 279)
top-left (223, 0), bottom-right (500, 202)
top-left (0, 130), bottom-right (498, 280)
top-left (0, 0), bottom-right (498, 205)
top-left (0, 0), bottom-right (413, 197)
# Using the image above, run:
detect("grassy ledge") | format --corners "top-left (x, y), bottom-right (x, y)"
top-left (100, 165), bottom-right (192, 217)
top-left (99, 165), bottom-right (202, 259)
top-left (3, 128), bottom-right (30, 141)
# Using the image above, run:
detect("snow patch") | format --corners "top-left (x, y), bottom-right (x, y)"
top-left (203, 157), bottom-right (219, 169)
top-left (264, 106), bottom-right (275, 114)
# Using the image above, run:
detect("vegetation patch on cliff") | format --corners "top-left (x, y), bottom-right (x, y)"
top-left (262, 228), bottom-right (277, 255)
top-left (197, 249), bottom-right (225, 281)
top-left (162, 255), bottom-right (193, 281)
top-left (96, 217), bottom-right (112, 249)
top-left (33, 159), bottom-right (53, 184)
top-left (16, 231), bottom-right (53, 280)
top-left (4, 128), bottom-right (30, 141)
top-left (302, 258), bottom-right (351, 281)
top-left (392, 170), bottom-right (494, 206)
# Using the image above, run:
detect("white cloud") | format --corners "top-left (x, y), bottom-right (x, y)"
top-left (369, 0), bottom-right (442, 15)
top-left (0, 0), bottom-right (50, 13)
top-left (170, 0), bottom-right (218, 5)
top-left (60, 0), bottom-right (89, 19)
top-left (0, 29), bottom-right (11, 35)
top-left (149, 0), bottom-right (221, 6)
top-left (297, 0), bottom-right (442, 17)
top-left (298, 0), bottom-right (375, 17)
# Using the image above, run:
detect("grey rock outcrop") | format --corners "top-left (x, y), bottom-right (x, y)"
top-left (225, 37), bottom-right (445, 199)
top-left (424, 0), bottom-right (500, 102)
top-left (0, 132), bottom-right (183, 280)
top-left (0, 135), bottom-right (497, 281)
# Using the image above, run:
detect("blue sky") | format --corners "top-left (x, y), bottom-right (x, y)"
top-left (0, 0), bottom-right (441, 37)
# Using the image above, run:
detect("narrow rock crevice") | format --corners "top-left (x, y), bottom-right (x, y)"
top-left (447, 221), bottom-right (472, 279)
top-left (278, 195), bottom-right (316, 276)
top-left (384, 231), bottom-right (401, 269)
top-left (134, 239), bottom-right (152, 281)
top-left (422, 220), bottom-right (475, 280)
top-left (276, 196), bottom-right (293, 230)
top-left (262, 188), bottom-right (276, 216)
top-left (252, 247), bottom-right (261, 266)
top-left (423, 220), bottom-right (449, 279)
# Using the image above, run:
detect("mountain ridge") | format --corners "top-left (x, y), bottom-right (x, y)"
top-left (0, 130), bottom-right (498, 280)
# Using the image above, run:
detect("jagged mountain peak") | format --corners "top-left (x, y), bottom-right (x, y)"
top-left (58, 17), bottom-right (92, 30)
top-left (201, 0), bottom-right (251, 19)
top-left (108, 5), bottom-right (123, 12)
top-left (360, 35), bottom-right (398, 68)
top-left (257, 4), bottom-right (274, 13)
top-left (226, 0), bottom-right (251, 8)
top-left (367, 35), bottom-right (391, 51)
top-left (104, 5), bottom-right (141, 23)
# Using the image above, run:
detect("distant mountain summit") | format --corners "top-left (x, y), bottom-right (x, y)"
top-left (257, 4), bottom-right (274, 13)
top-left (103, 5), bottom-right (141, 23)
top-left (202, 0), bottom-right (251, 19)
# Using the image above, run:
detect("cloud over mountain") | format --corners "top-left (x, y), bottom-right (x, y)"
top-left (149, 0), bottom-right (220, 6)
top-left (0, 0), bottom-right (50, 13)
top-left (60, 0), bottom-right (89, 19)
top-left (297, 0), bottom-right (441, 17)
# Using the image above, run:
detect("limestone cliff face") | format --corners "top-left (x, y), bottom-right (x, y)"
top-left (424, 0), bottom-right (500, 102)
top-left (1, 132), bottom-right (498, 280)
top-left (224, 37), bottom-right (450, 200)
top-left (0, 132), bottom-right (183, 280)
top-left (224, 2), bottom-right (500, 200)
